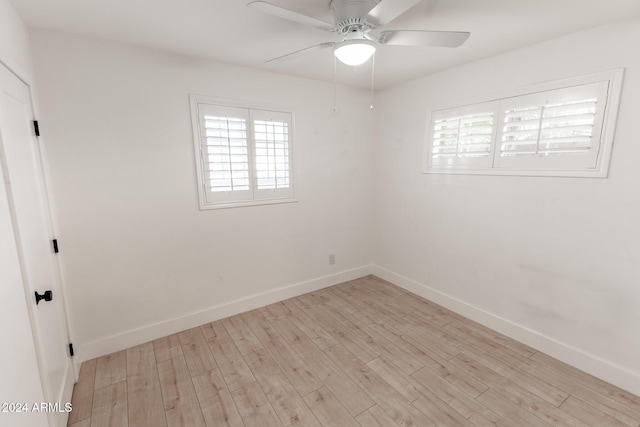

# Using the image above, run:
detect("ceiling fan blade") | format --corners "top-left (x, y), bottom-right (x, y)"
top-left (364, 0), bottom-right (422, 27)
top-left (248, 1), bottom-right (335, 31)
top-left (377, 30), bottom-right (470, 47)
top-left (266, 42), bottom-right (335, 63)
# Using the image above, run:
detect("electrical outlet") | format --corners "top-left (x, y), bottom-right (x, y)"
top-left (329, 254), bottom-right (335, 265)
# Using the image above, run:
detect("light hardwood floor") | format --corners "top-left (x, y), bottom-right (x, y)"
top-left (67, 276), bottom-right (640, 427)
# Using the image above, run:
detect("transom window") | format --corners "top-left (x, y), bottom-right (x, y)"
top-left (424, 69), bottom-right (623, 177)
top-left (501, 97), bottom-right (598, 157)
top-left (432, 111), bottom-right (494, 159)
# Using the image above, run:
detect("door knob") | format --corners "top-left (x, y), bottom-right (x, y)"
top-left (35, 290), bottom-right (53, 305)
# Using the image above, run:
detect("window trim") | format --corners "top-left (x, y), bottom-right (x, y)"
top-left (423, 69), bottom-right (625, 178)
top-left (189, 95), bottom-right (297, 210)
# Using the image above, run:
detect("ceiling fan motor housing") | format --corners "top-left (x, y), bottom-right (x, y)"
top-left (330, 0), bottom-right (381, 31)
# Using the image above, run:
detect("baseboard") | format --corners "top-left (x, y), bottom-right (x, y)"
top-left (74, 265), bottom-right (371, 374)
top-left (370, 264), bottom-right (640, 397)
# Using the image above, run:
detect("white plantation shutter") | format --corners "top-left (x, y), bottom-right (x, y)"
top-left (424, 70), bottom-right (621, 177)
top-left (428, 102), bottom-right (497, 169)
top-left (495, 82), bottom-right (607, 170)
top-left (501, 99), bottom-right (597, 157)
top-left (432, 113), bottom-right (494, 158)
top-left (204, 115), bottom-right (250, 191)
top-left (250, 109), bottom-right (293, 198)
top-left (198, 105), bottom-right (252, 204)
top-left (190, 96), bottom-right (296, 209)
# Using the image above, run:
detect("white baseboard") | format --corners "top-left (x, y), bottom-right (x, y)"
top-left (74, 265), bottom-right (371, 374)
top-left (73, 263), bottom-right (640, 397)
top-left (371, 264), bottom-right (640, 397)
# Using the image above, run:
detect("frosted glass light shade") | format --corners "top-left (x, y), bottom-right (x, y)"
top-left (333, 40), bottom-right (376, 66)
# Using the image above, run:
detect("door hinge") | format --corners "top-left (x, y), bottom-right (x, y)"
top-left (69, 343), bottom-right (74, 357)
top-left (33, 120), bottom-right (40, 137)
top-left (52, 239), bottom-right (59, 253)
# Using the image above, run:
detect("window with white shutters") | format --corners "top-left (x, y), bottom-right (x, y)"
top-left (424, 69), bottom-right (623, 177)
top-left (190, 96), bottom-right (295, 209)
top-left (500, 98), bottom-right (598, 158)
top-left (494, 82), bottom-right (606, 171)
top-left (429, 102), bottom-right (497, 170)
top-left (252, 110), bottom-right (291, 193)
top-left (432, 113), bottom-right (494, 158)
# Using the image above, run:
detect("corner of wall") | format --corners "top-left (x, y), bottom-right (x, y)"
top-left (73, 264), bottom-right (373, 373)
top-left (370, 263), bottom-right (640, 397)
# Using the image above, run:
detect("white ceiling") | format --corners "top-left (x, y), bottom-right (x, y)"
top-left (10, 0), bottom-right (640, 89)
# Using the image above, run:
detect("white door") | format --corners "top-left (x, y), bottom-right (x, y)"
top-left (0, 133), bottom-right (48, 427)
top-left (0, 64), bottom-right (74, 427)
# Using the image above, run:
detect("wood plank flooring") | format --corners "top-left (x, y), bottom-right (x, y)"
top-left (67, 275), bottom-right (640, 427)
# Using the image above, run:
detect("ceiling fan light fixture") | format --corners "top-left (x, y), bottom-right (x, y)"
top-left (333, 39), bottom-right (376, 66)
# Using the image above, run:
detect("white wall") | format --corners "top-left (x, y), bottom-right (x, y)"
top-left (28, 15), bottom-right (640, 395)
top-left (0, 0), bottom-right (33, 81)
top-left (373, 17), bottom-right (640, 395)
top-left (30, 30), bottom-right (374, 361)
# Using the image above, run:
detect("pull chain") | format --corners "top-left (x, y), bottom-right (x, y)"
top-left (332, 56), bottom-right (338, 113)
top-left (370, 53), bottom-right (375, 110)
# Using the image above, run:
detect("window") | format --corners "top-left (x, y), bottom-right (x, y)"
top-left (190, 95), bottom-right (295, 209)
top-left (424, 69), bottom-right (624, 177)
top-left (430, 102), bottom-right (497, 170)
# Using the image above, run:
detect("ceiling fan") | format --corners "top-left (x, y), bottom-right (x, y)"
top-left (248, 0), bottom-right (470, 66)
